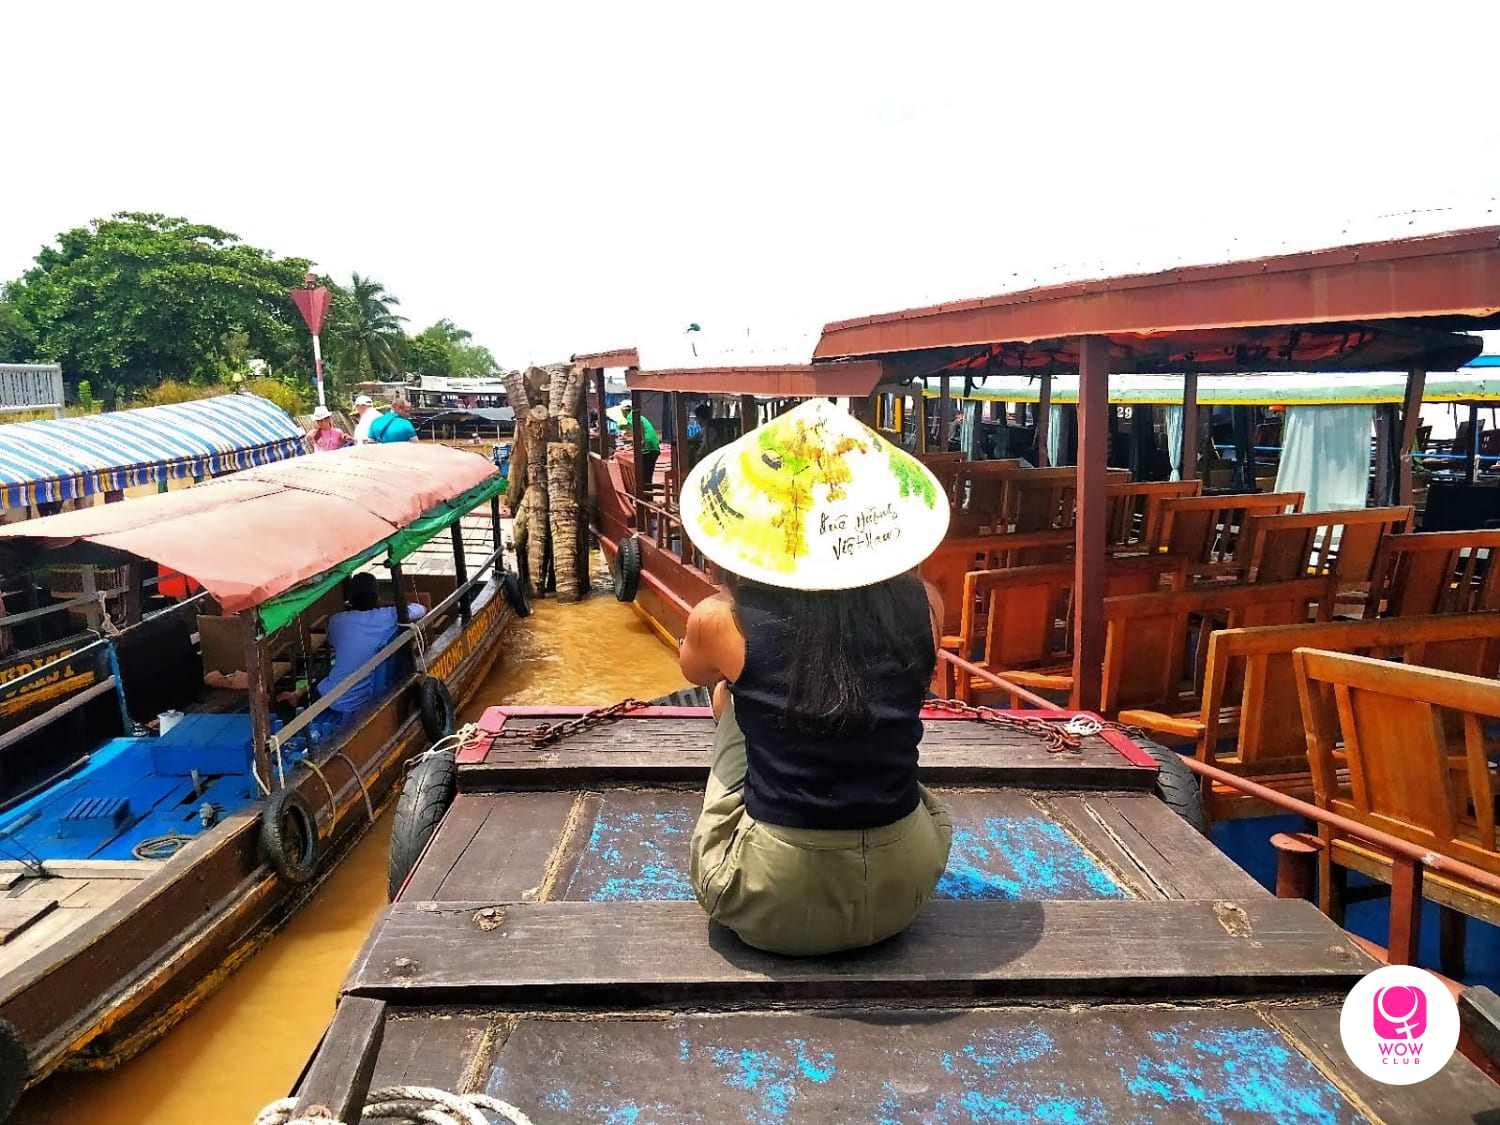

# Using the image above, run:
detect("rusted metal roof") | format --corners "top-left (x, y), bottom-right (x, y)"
top-left (813, 226), bottom-right (1500, 372)
top-left (625, 362), bottom-right (886, 398)
top-left (571, 348), bottom-right (641, 369)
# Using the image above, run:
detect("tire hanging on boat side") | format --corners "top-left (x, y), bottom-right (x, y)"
top-left (388, 751), bottom-right (457, 900)
top-left (613, 535), bottom-right (642, 602)
top-left (260, 787), bottom-right (320, 886)
top-left (1131, 737), bottom-right (1208, 834)
top-left (0, 1017), bottom-right (26, 1122)
top-left (500, 569), bottom-right (532, 618)
top-left (418, 676), bottom-right (456, 743)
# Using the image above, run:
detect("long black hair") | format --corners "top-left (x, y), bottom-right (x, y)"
top-left (729, 571), bottom-right (936, 737)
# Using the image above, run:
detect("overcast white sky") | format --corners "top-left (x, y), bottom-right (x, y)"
top-left (5, 1), bottom-right (1499, 368)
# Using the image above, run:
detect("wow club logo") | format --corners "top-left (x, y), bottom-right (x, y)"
top-left (1341, 965), bottom-right (1459, 1085)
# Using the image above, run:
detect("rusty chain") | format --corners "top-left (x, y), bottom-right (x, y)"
top-left (922, 698), bottom-right (1145, 755)
top-left (496, 697), bottom-right (654, 749)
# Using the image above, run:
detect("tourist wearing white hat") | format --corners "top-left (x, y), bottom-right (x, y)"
top-left (351, 394), bottom-right (379, 444)
top-left (675, 397), bottom-right (953, 956)
top-left (307, 405), bottom-right (353, 452)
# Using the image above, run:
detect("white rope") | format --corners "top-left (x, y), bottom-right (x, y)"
top-left (412, 721), bottom-right (480, 764)
top-left (254, 1086), bottom-right (534, 1125)
top-left (97, 591), bottom-right (122, 637)
top-left (405, 620), bottom-right (430, 674)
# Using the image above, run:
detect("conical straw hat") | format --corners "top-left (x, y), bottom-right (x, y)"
top-left (679, 398), bottom-right (950, 590)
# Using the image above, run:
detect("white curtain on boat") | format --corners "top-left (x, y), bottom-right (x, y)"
top-left (1274, 405), bottom-right (1373, 512)
top-left (1047, 405), bottom-right (1064, 466)
top-left (1165, 406), bottom-right (1184, 482)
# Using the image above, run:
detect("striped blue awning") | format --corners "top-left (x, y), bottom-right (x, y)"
top-left (0, 394), bottom-right (311, 510)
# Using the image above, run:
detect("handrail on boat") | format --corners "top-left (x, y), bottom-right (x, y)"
top-left (268, 540), bottom-right (507, 754)
top-left (952, 648), bottom-right (1500, 965)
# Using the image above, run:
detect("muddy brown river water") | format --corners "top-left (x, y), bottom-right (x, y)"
top-left (13, 573), bottom-right (687, 1124)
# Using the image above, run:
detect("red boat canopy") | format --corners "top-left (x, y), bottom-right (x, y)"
top-left (0, 444), bottom-right (498, 616)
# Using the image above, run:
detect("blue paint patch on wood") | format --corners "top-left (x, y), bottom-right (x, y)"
top-left (936, 817), bottom-right (1126, 901)
top-left (486, 1009), bottom-right (1369, 1124)
top-left (572, 807), bottom-right (696, 902)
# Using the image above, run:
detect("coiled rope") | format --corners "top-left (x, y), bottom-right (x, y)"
top-left (254, 1086), bottom-right (533, 1125)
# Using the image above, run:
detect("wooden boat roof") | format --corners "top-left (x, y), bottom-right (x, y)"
top-left (814, 225), bottom-right (1500, 375)
top-left (625, 360), bottom-right (884, 397)
top-left (0, 444), bottom-right (498, 616)
top-left (571, 347), bottom-right (641, 369)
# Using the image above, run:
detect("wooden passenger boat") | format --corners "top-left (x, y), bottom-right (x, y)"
top-left (0, 444), bottom-right (523, 1116)
top-left (279, 703), bottom-right (1498, 1122)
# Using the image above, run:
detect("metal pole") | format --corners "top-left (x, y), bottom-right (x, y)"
top-left (312, 333), bottom-right (326, 408)
top-left (1466, 402), bottom-right (1481, 485)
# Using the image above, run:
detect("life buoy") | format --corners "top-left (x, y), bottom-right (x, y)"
top-left (387, 751), bottom-right (457, 900)
top-left (1132, 737), bottom-right (1208, 834)
top-left (419, 676), bottom-right (455, 743)
top-left (613, 535), bottom-right (642, 602)
top-left (0, 1017), bottom-right (25, 1122)
top-left (260, 788), bottom-right (319, 885)
top-left (500, 570), bottom-right (531, 618)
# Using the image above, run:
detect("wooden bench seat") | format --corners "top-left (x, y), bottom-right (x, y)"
top-left (1122, 611), bottom-right (1500, 823)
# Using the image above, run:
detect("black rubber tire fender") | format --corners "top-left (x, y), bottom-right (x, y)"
top-left (613, 535), bottom-right (642, 602)
top-left (0, 1017), bottom-right (25, 1123)
top-left (260, 787), bottom-right (320, 886)
top-left (500, 570), bottom-right (532, 618)
top-left (418, 676), bottom-right (456, 743)
top-left (387, 751), bottom-right (457, 900)
top-left (1132, 737), bottom-right (1209, 834)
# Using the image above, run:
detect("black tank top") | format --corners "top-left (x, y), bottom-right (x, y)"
top-left (730, 585), bottom-right (924, 830)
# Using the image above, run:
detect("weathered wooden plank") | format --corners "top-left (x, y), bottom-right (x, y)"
top-left (0, 898), bottom-right (56, 944)
top-left (468, 1006), bottom-right (1389, 1124)
top-left (1460, 985), bottom-right (1500, 1070)
top-left (0, 860), bottom-right (162, 879)
top-left (1040, 795), bottom-right (1169, 900)
top-left (368, 1013), bottom-right (497, 1092)
top-left (292, 996), bottom-right (386, 1120)
top-left (1267, 1003), bottom-right (1500, 1123)
top-left (344, 899), bottom-right (1373, 1005)
top-left (437, 790), bottom-right (579, 903)
top-left (1083, 795), bottom-right (1270, 900)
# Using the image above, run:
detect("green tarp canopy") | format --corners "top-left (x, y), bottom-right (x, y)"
top-left (256, 475), bottom-right (505, 634)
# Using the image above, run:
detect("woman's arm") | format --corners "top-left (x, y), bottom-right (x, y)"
top-left (678, 593), bottom-right (739, 686)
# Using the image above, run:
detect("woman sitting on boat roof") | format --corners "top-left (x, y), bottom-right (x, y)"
top-left (676, 398), bottom-right (953, 956)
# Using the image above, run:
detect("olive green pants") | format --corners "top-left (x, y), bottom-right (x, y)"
top-left (689, 696), bottom-right (953, 956)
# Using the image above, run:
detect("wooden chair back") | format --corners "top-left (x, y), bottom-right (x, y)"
top-left (1240, 506), bottom-right (1414, 589)
top-left (957, 555), bottom-right (1188, 684)
top-left (919, 530), bottom-right (1075, 637)
top-left (1368, 530), bottom-right (1500, 617)
top-left (1155, 492), bottom-right (1305, 569)
top-left (1105, 480), bottom-right (1202, 548)
top-left (945, 460), bottom-right (1025, 529)
top-left (1202, 612), bottom-right (1500, 776)
top-left (1099, 576), bottom-right (1334, 714)
top-left (1295, 648), bottom-right (1500, 872)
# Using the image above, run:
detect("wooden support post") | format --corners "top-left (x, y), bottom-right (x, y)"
top-left (938, 374), bottom-right (952, 453)
top-left (672, 391), bottom-right (689, 507)
top-left (1071, 336), bottom-right (1109, 712)
top-left (1467, 402), bottom-right (1481, 485)
top-left (1270, 832), bottom-right (1320, 901)
top-left (1372, 404), bottom-right (1392, 507)
top-left (291, 997), bottom-right (386, 1121)
top-left (491, 495), bottom-right (502, 553)
top-left (1397, 367), bottom-right (1426, 507)
top-left (1036, 373), bottom-right (1052, 467)
top-left (1180, 371), bottom-right (1199, 482)
top-left (389, 563), bottom-right (410, 625)
top-left (1388, 855), bottom-right (1424, 965)
top-left (243, 619), bottom-right (273, 791)
top-left (916, 393), bottom-right (929, 453)
top-left (630, 389), bottom-right (647, 534)
top-left (1231, 406), bottom-right (1256, 492)
top-left (450, 523), bottom-right (471, 623)
top-left (739, 395), bottom-right (758, 436)
top-left (123, 562), bottom-right (144, 626)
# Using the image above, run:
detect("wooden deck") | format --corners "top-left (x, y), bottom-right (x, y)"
top-left (290, 710), bottom-right (1500, 1122)
top-left (0, 861), bottom-right (159, 978)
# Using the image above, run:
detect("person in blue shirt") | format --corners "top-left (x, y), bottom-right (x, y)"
top-left (368, 398), bottom-right (419, 443)
top-left (317, 572), bottom-right (426, 716)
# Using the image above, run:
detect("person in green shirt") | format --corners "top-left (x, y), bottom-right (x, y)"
top-left (623, 402), bottom-right (660, 495)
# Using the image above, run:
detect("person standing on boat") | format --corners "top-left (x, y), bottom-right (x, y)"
top-left (368, 397), bottom-right (419, 443)
top-left (317, 572), bottom-right (426, 717)
top-left (307, 406), bottom-right (353, 452)
top-left (351, 394), bottom-right (379, 443)
top-left (621, 401), bottom-right (660, 494)
top-left (675, 397), bottom-right (953, 956)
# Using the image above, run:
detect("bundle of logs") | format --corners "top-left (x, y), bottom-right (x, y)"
top-left (503, 363), bottom-right (591, 602)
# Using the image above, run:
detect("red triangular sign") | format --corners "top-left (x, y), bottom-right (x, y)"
top-left (291, 287), bottom-right (332, 336)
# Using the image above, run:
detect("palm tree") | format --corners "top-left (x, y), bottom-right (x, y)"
top-left (330, 273), bottom-right (408, 389)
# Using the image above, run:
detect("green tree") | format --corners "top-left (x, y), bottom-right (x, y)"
top-left (0, 293), bottom-right (34, 362)
top-left (406, 318), bottom-right (499, 380)
top-left (329, 273), bottom-right (407, 388)
top-left (4, 213), bottom-right (312, 404)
